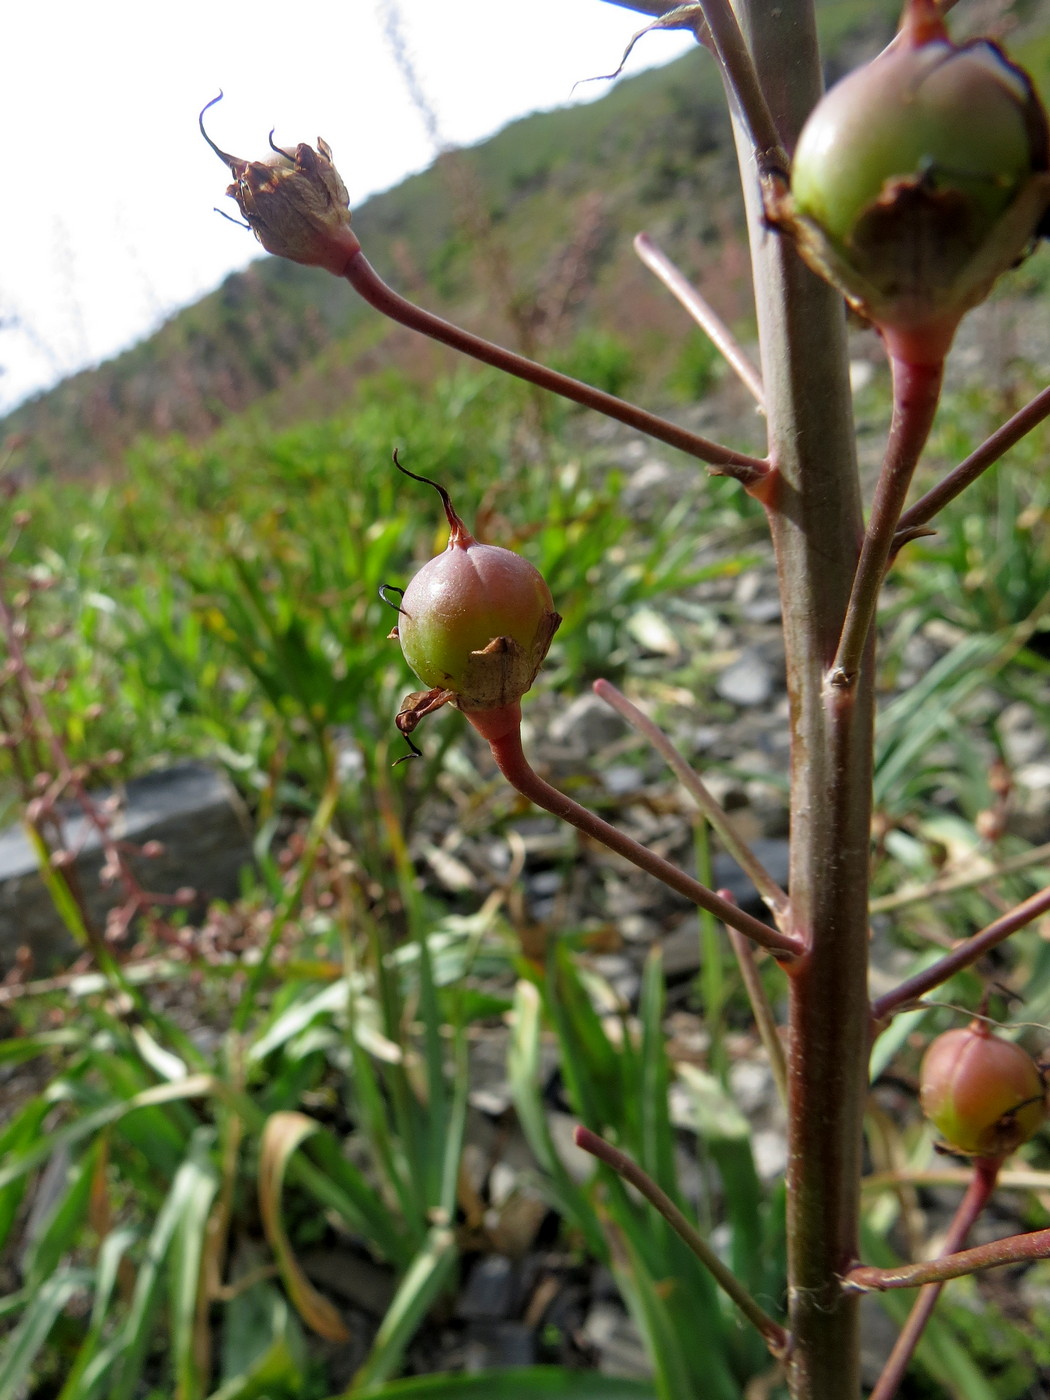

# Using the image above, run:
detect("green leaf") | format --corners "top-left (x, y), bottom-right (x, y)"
top-left (171, 1131), bottom-right (221, 1400)
top-left (507, 980), bottom-right (605, 1259)
top-left (22, 1137), bottom-right (103, 1292)
top-left (350, 1225), bottom-right (458, 1394)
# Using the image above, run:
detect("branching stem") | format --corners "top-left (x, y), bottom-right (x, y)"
top-left (484, 720), bottom-right (803, 960)
top-left (695, 0), bottom-right (789, 173)
top-left (592, 678), bottom-right (789, 921)
top-left (341, 250), bottom-right (769, 482)
top-left (871, 883), bottom-right (1050, 1023)
top-left (574, 1123), bottom-right (791, 1357)
top-left (896, 383), bottom-right (1050, 537)
top-left (861, 1158), bottom-right (1001, 1400)
top-left (830, 356), bottom-right (944, 686)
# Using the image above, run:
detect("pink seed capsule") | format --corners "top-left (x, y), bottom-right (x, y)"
top-left (389, 459), bottom-right (560, 736)
top-left (919, 1020), bottom-right (1046, 1159)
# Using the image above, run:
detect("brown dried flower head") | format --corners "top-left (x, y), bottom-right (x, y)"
top-left (200, 95), bottom-right (360, 275)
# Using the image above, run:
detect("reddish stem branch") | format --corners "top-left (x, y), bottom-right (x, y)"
top-left (871, 883), bottom-right (1050, 1023)
top-left (634, 234), bottom-right (766, 407)
top-left (896, 383), bottom-right (1050, 537)
top-left (864, 1157), bottom-right (1001, 1400)
top-left (830, 356), bottom-right (944, 686)
top-left (341, 250), bottom-right (769, 482)
top-left (849, 1221), bottom-right (1050, 1294)
top-left (483, 718), bottom-right (803, 960)
top-left (574, 1124), bottom-right (791, 1357)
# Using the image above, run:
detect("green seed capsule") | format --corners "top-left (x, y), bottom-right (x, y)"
top-left (782, 9), bottom-right (1050, 363)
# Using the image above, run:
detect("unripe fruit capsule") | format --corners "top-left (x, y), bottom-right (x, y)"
top-left (919, 1021), bottom-right (1046, 1159)
top-left (389, 460), bottom-right (560, 729)
top-left (781, 2), bottom-right (1050, 364)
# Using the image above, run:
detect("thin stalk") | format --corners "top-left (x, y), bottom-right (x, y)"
top-left (871, 883), bottom-right (1050, 1022)
top-left (862, 1166), bottom-right (1050, 1193)
top-left (484, 719), bottom-right (803, 960)
top-left (634, 232), bottom-right (765, 405)
top-left (574, 1124), bottom-right (790, 1357)
top-left (831, 357), bottom-right (944, 685)
top-left (727, 923), bottom-right (789, 1108)
top-left (848, 1218), bottom-right (1050, 1292)
top-left (730, 0), bottom-right (874, 1393)
top-left (864, 1157), bottom-right (1001, 1400)
top-left (897, 383), bottom-right (1050, 537)
top-left (341, 250), bottom-right (769, 482)
top-left (695, 0), bottom-right (788, 173)
top-left (593, 678), bottom-right (789, 921)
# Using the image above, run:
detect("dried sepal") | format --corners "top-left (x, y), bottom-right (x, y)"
top-left (200, 96), bottom-right (360, 274)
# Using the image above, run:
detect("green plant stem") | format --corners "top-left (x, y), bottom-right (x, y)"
top-left (573, 1124), bottom-right (790, 1357)
top-left (830, 356), bottom-right (944, 686)
top-left (896, 382), bottom-right (1050, 537)
top-left (484, 721), bottom-right (803, 960)
top-left (863, 1157), bottom-right (1001, 1400)
top-left (871, 883), bottom-right (1050, 1023)
top-left (593, 678), bottom-right (790, 922)
top-left (730, 1), bottom-right (875, 1393)
top-left (340, 250), bottom-right (769, 482)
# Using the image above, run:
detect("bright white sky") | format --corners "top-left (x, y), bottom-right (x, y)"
top-left (1, 0), bottom-right (694, 415)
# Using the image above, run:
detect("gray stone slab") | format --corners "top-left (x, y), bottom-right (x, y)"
top-left (0, 763), bottom-right (254, 972)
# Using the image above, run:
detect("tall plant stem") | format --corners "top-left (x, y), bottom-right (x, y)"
top-left (341, 251), bottom-right (768, 482)
top-left (730, 2), bottom-right (873, 1394)
top-left (866, 1158), bottom-right (1001, 1400)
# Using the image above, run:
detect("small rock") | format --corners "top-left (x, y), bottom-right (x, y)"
top-left (716, 650), bottom-right (774, 707)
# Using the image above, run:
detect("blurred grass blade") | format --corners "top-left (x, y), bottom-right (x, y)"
top-left (104, 1138), bottom-right (225, 1400)
top-left (171, 1130), bottom-right (221, 1400)
top-left (21, 1137), bottom-right (103, 1292)
top-left (604, 1222), bottom-right (703, 1400)
top-left (258, 1111), bottom-right (351, 1343)
top-left (348, 1225), bottom-right (458, 1394)
top-left (0, 1097), bottom-right (50, 1254)
top-left (638, 950), bottom-right (675, 1193)
top-left (0, 1075), bottom-right (216, 1195)
top-left (56, 1226), bottom-right (139, 1400)
top-left (507, 980), bottom-right (605, 1259)
top-left (334, 1371), bottom-right (658, 1398)
top-left (0, 1268), bottom-right (92, 1400)
top-left (438, 1027), bottom-right (470, 1223)
top-left (213, 1280), bottom-right (306, 1400)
